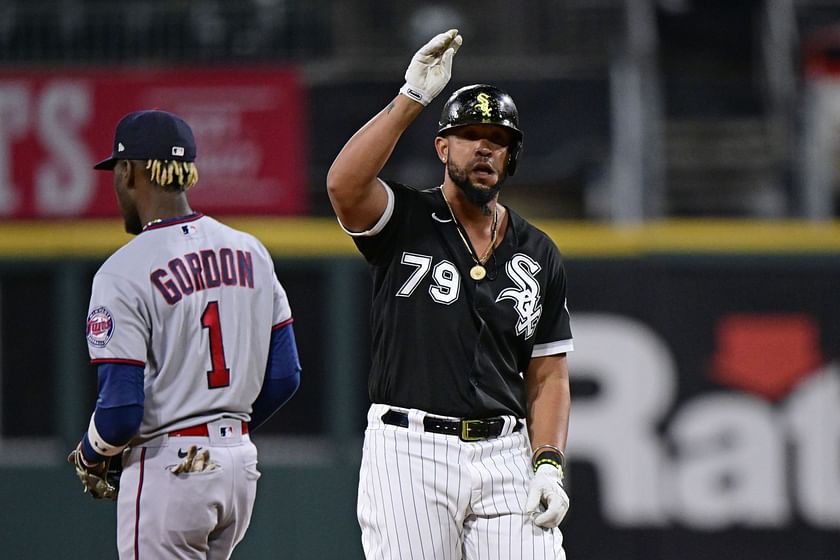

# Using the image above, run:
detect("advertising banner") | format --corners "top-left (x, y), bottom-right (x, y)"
top-left (0, 67), bottom-right (306, 218)
top-left (561, 257), bottom-right (840, 559)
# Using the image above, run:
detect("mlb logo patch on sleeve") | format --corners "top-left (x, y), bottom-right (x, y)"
top-left (86, 306), bottom-right (115, 347)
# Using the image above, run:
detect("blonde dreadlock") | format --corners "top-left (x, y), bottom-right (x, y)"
top-left (146, 159), bottom-right (199, 191)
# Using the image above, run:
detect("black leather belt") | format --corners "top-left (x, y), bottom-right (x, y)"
top-left (381, 409), bottom-right (522, 442)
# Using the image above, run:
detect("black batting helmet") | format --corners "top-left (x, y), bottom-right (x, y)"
top-left (437, 84), bottom-right (523, 175)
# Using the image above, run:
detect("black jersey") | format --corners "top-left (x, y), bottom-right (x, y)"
top-left (352, 181), bottom-right (573, 418)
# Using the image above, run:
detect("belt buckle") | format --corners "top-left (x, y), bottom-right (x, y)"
top-left (460, 419), bottom-right (484, 442)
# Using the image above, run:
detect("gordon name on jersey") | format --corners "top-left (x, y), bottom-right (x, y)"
top-left (151, 247), bottom-right (255, 304)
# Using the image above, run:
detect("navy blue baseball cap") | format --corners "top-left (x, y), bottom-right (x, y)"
top-left (93, 110), bottom-right (197, 170)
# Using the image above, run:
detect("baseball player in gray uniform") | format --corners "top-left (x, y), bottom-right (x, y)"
top-left (67, 110), bottom-right (301, 559)
top-left (327, 30), bottom-right (573, 559)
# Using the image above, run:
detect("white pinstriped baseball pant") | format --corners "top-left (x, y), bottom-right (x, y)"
top-left (358, 404), bottom-right (566, 560)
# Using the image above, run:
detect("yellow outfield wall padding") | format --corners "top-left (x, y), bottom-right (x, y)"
top-left (1, 218), bottom-right (840, 258)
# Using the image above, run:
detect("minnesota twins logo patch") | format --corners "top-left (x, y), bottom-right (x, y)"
top-left (86, 306), bottom-right (114, 347)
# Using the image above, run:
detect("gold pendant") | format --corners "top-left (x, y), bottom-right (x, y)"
top-left (470, 264), bottom-right (487, 281)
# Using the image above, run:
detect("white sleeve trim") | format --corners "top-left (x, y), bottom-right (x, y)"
top-left (532, 339), bottom-right (575, 358)
top-left (337, 179), bottom-right (395, 238)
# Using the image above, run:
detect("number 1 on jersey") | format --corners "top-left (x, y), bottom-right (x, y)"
top-left (201, 301), bottom-right (231, 388)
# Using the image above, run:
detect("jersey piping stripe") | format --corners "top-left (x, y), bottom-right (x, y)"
top-left (272, 317), bottom-right (294, 330)
top-left (91, 358), bottom-right (146, 367)
top-left (134, 447), bottom-right (147, 560)
top-left (339, 180), bottom-right (395, 238)
top-left (531, 339), bottom-right (574, 357)
top-left (141, 212), bottom-right (204, 232)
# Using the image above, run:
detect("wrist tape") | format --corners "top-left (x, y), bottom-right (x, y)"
top-left (87, 413), bottom-right (125, 457)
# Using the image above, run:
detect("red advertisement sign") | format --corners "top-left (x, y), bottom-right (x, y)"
top-left (0, 67), bottom-right (306, 218)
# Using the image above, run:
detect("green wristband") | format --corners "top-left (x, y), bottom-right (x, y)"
top-left (532, 449), bottom-right (566, 475)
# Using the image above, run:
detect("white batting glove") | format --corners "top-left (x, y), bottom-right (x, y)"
top-left (399, 29), bottom-right (463, 106)
top-left (526, 463), bottom-right (570, 528)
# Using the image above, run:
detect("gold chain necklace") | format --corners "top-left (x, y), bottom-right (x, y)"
top-left (440, 186), bottom-right (498, 281)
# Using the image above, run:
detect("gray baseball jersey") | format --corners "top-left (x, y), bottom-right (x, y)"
top-left (85, 213), bottom-right (291, 440)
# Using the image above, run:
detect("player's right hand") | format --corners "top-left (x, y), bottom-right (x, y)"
top-left (399, 29), bottom-right (463, 106)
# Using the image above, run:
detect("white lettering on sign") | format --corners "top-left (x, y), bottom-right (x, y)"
top-left (0, 84), bottom-right (29, 216)
top-left (0, 81), bottom-right (94, 217)
top-left (143, 88), bottom-right (270, 203)
top-left (35, 82), bottom-right (94, 215)
top-left (567, 313), bottom-right (840, 529)
top-left (566, 313), bottom-right (675, 525)
top-left (669, 394), bottom-right (789, 528)
top-left (786, 364), bottom-right (840, 527)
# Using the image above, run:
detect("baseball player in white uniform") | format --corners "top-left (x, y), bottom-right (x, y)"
top-left (67, 110), bottom-right (301, 559)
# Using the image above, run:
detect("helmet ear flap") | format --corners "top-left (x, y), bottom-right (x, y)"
top-left (506, 136), bottom-right (522, 176)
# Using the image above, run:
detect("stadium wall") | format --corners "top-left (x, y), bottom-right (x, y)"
top-left (1, 219), bottom-right (838, 559)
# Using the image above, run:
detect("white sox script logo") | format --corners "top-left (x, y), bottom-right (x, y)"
top-left (476, 92), bottom-right (493, 117)
top-left (496, 253), bottom-right (542, 339)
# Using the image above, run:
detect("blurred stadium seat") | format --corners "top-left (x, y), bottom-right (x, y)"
top-left (2, 1), bottom-right (837, 219)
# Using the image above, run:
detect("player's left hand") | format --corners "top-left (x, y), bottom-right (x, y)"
top-left (400, 29), bottom-right (463, 106)
top-left (68, 443), bottom-right (119, 500)
top-left (526, 463), bottom-right (570, 528)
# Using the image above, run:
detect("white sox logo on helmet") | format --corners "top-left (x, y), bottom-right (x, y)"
top-left (476, 92), bottom-right (493, 117)
top-left (496, 253), bottom-right (542, 339)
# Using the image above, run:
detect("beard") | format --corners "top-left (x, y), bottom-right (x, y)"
top-left (447, 159), bottom-right (506, 215)
top-left (115, 189), bottom-right (143, 235)
top-left (123, 213), bottom-right (142, 235)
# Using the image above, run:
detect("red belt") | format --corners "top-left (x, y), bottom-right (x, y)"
top-left (169, 421), bottom-right (248, 437)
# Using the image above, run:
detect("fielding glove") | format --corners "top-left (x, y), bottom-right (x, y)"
top-left (399, 29), bottom-right (463, 106)
top-left (526, 463), bottom-right (570, 528)
top-left (68, 443), bottom-right (119, 500)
